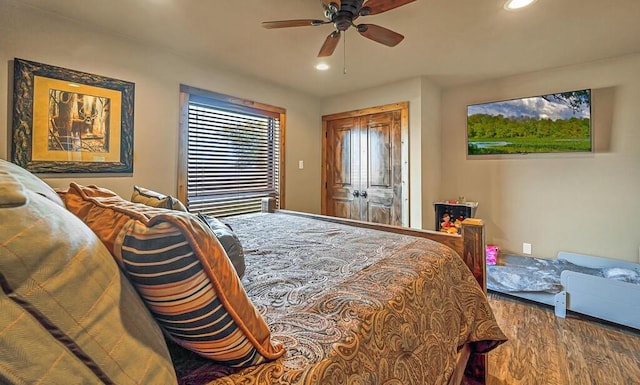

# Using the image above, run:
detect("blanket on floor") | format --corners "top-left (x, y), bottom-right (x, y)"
top-left (487, 255), bottom-right (640, 293)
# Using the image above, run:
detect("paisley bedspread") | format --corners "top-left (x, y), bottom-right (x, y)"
top-left (170, 212), bottom-right (506, 385)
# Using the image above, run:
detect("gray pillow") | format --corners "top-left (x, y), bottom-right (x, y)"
top-left (197, 213), bottom-right (246, 278)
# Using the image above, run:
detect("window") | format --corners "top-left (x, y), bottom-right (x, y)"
top-left (178, 85), bottom-right (285, 217)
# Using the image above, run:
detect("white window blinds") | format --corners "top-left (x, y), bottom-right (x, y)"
top-left (179, 87), bottom-right (284, 217)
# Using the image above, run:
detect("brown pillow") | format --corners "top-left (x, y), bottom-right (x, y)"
top-left (63, 183), bottom-right (284, 367)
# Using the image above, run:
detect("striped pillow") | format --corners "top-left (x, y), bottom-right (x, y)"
top-left (63, 183), bottom-right (285, 367)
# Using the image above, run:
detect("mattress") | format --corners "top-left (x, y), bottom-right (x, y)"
top-left (170, 212), bottom-right (506, 385)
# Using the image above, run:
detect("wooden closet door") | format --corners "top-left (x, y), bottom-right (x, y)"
top-left (325, 117), bottom-right (362, 220)
top-left (323, 107), bottom-right (404, 226)
top-left (360, 111), bottom-right (402, 225)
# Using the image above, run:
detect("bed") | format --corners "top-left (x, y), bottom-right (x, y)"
top-left (168, 208), bottom-right (506, 385)
top-left (487, 251), bottom-right (640, 330)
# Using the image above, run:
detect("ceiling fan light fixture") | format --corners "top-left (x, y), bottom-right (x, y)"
top-left (315, 63), bottom-right (330, 71)
top-left (262, 0), bottom-right (415, 58)
top-left (504, 0), bottom-right (537, 10)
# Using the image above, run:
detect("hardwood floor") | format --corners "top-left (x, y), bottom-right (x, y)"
top-left (485, 292), bottom-right (640, 385)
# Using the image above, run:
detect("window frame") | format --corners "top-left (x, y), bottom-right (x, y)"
top-left (178, 85), bottom-right (286, 215)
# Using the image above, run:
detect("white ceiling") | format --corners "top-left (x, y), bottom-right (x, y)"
top-left (16, 0), bottom-right (640, 97)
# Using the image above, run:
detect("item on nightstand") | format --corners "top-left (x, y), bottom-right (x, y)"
top-left (433, 201), bottom-right (478, 232)
top-left (440, 213), bottom-right (458, 234)
top-left (486, 245), bottom-right (499, 265)
top-left (441, 213), bottom-right (452, 229)
top-left (454, 216), bottom-right (464, 230)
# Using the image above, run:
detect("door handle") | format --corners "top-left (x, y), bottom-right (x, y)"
top-left (352, 190), bottom-right (360, 198)
top-left (361, 191), bottom-right (368, 199)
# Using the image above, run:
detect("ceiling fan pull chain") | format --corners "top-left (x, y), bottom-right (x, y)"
top-left (343, 30), bottom-right (348, 75)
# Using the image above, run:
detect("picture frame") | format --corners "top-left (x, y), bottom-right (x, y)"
top-left (11, 58), bottom-right (135, 174)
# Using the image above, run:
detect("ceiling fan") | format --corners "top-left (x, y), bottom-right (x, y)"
top-left (261, 0), bottom-right (416, 57)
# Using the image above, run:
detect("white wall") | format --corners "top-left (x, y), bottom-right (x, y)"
top-left (0, 1), bottom-right (322, 214)
top-left (419, 78), bottom-right (442, 231)
top-left (441, 54), bottom-right (640, 262)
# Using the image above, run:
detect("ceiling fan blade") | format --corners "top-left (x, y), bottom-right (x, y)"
top-left (361, 0), bottom-right (416, 15)
top-left (357, 24), bottom-right (404, 47)
top-left (261, 19), bottom-right (327, 29)
top-left (318, 31), bottom-right (341, 57)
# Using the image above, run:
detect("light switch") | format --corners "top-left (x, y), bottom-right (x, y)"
top-left (298, 160), bottom-right (304, 169)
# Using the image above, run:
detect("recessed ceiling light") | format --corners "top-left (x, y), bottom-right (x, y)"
top-left (504, 0), bottom-right (537, 10)
top-left (315, 63), bottom-right (330, 71)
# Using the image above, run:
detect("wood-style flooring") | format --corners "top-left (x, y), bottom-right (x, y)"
top-left (485, 292), bottom-right (640, 385)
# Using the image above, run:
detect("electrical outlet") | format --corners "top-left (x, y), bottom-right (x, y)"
top-left (298, 160), bottom-right (304, 169)
top-left (523, 243), bottom-right (532, 255)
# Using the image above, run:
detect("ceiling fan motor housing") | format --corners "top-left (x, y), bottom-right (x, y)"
top-left (333, 14), bottom-right (352, 31)
top-left (339, 0), bottom-right (364, 15)
top-left (331, 0), bottom-right (365, 31)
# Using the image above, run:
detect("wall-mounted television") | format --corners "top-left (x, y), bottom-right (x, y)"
top-left (466, 89), bottom-right (592, 156)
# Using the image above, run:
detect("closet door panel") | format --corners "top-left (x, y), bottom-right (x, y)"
top-left (367, 203), bottom-right (392, 225)
top-left (325, 118), bottom-right (360, 220)
top-left (361, 112), bottom-right (402, 226)
top-left (367, 119), bottom-right (391, 187)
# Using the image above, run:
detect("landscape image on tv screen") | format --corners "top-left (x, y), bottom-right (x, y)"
top-left (467, 89), bottom-right (591, 155)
